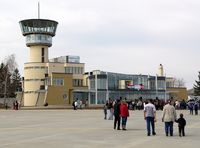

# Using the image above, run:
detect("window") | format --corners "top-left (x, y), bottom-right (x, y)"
top-left (41, 48), bottom-right (45, 62)
top-left (69, 67), bottom-right (72, 73)
top-left (42, 48), bottom-right (44, 56)
top-left (73, 79), bottom-right (83, 87)
top-left (42, 57), bottom-right (44, 63)
top-left (53, 78), bottom-right (64, 86)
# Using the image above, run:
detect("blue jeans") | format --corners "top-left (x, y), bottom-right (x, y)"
top-left (146, 117), bottom-right (155, 135)
top-left (121, 117), bottom-right (127, 126)
top-left (165, 122), bottom-right (173, 136)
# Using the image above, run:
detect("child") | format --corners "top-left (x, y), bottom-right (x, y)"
top-left (176, 113), bottom-right (186, 137)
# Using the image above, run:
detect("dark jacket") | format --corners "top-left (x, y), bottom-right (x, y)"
top-left (176, 117), bottom-right (186, 127)
top-left (114, 103), bottom-right (120, 116)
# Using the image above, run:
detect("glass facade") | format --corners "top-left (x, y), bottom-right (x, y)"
top-left (89, 91), bottom-right (107, 104)
top-left (26, 34), bottom-right (52, 46)
top-left (106, 73), bottom-right (148, 89)
top-left (87, 71), bottom-right (168, 104)
top-left (19, 19), bottom-right (58, 36)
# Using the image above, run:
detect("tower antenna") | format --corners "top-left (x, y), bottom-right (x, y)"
top-left (38, 2), bottom-right (40, 19)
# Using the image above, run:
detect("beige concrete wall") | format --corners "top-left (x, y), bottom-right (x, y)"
top-left (47, 62), bottom-right (84, 80)
top-left (23, 63), bottom-right (47, 106)
top-left (167, 87), bottom-right (188, 100)
top-left (29, 46), bottom-right (48, 62)
top-left (24, 93), bottom-right (38, 106)
top-left (24, 69), bottom-right (46, 78)
top-left (24, 81), bottom-right (44, 91)
top-left (83, 74), bottom-right (89, 87)
top-left (46, 73), bottom-right (73, 105)
top-left (36, 92), bottom-right (46, 106)
top-left (64, 63), bottom-right (84, 79)
top-left (47, 63), bottom-right (65, 73)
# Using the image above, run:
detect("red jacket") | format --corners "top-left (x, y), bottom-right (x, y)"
top-left (120, 103), bottom-right (129, 117)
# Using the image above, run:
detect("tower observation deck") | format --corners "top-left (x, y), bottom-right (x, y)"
top-left (19, 19), bottom-right (58, 47)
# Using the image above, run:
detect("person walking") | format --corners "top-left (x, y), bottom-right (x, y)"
top-left (188, 101), bottom-right (194, 115)
top-left (194, 101), bottom-right (199, 115)
top-left (120, 100), bottom-right (129, 130)
top-left (113, 99), bottom-right (121, 130)
top-left (162, 100), bottom-right (177, 136)
top-left (108, 100), bottom-right (114, 120)
top-left (144, 99), bottom-right (156, 136)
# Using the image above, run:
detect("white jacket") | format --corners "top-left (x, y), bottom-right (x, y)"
top-left (162, 104), bottom-right (177, 122)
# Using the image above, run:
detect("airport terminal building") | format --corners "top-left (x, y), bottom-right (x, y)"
top-left (84, 69), bottom-right (169, 105)
top-left (18, 18), bottom-right (187, 107)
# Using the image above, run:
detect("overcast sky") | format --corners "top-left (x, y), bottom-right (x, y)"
top-left (0, 0), bottom-right (200, 89)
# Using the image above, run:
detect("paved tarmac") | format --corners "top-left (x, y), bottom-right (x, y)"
top-left (0, 109), bottom-right (199, 148)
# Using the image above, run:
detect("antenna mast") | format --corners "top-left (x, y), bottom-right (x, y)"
top-left (38, 2), bottom-right (40, 19)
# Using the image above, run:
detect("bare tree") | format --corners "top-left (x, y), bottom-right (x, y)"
top-left (0, 54), bottom-right (20, 106)
top-left (3, 54), bottom-right (17, 73)
top-left (173, 78), bottom-right (185, 87)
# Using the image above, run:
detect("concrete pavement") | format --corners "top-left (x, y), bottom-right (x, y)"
top-left (0, 109), bottom-right (199, 148)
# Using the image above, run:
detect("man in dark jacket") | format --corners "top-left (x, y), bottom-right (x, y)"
top-left (113, 99), bottom-right (121, 130)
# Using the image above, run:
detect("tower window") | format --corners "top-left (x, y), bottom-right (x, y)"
top-left (42, 57), bottom-right (45, 63)
top-left (42, 48), bottom-right (44, 56)
top-left (41, 48), bottom-right (45, 62)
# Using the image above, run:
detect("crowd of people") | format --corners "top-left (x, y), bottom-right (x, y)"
top-left (103, 97), bottom-right (199, 137)
top-left (72, 99), bottom-right (88, 110)
top-left (187, 100), bottom-right (199, 115)
top-left (104, 98), bottom-right (129, 130)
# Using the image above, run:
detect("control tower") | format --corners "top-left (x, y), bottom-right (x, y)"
top-left (19, 19), bottom-right (58, 106)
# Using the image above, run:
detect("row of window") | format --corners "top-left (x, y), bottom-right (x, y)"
top-left (24, 66), bottom-right (84, 75)
top-left (24, 66), bottom-right (46, 70)
top-left (26, 34), bottom-right (52, 44)
top-left (24, 77), bottom-right (83, 87)
top-left (25, 79), bottom-right (45, 81)
top-left (24, 91), bottom-right (38, 93)
top-left (65, 67), bottom-right (83, 74)
top-left (49, 78), bottom-right (83, 87)
top-left (21, 26), bottom-right (56, 34)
